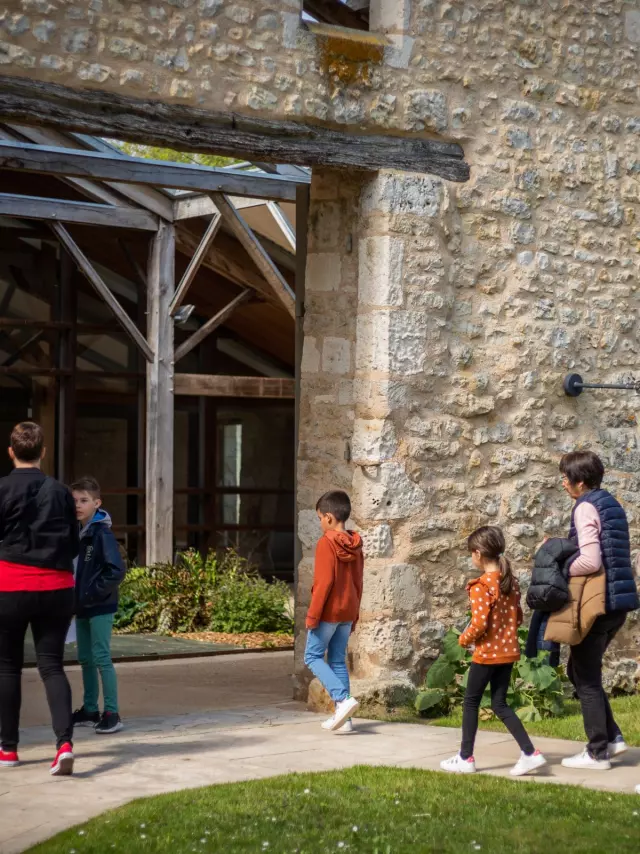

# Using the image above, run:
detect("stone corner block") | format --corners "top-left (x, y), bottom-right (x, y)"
top-left (306, 252), bottom-right (342, 293)
top-left (358, 236), bottom-right (404, 307)
top-left (352, 461), bottom-right (426, 521)
top-left (351, 418), bottom-right (397, 466)
top-left (322, 337), bottom-right (351, 374)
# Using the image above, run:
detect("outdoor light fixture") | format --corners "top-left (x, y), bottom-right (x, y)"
top-left (173, 304), bottom-right (195, 326)
top-left (563, 373), bottom-right (640, 397)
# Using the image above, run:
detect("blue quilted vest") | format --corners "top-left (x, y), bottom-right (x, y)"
top-left (569, 489), bottom-right (639, 613)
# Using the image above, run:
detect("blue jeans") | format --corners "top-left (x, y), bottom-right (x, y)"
top-left (304, 621), bottom-right (352, 703)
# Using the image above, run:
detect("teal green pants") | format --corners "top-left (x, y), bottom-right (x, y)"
top-left (75, 614), bottom-right (119, 714)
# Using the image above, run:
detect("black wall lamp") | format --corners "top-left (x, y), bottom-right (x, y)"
top-left (563, 373), bottom-right (640, 397)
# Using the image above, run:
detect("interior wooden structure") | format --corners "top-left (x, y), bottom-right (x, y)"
top-left (0, 125), bottom-right (309, 579)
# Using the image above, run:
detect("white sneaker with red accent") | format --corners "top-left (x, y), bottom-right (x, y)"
top-left (510, 750), bottom-right (547, 777)
top-left (440, 754), bottom-right (476, 774)
top-left (50, 743), bottom-right (74, 777)
top-left (0, 749), bottom-right (19, 768)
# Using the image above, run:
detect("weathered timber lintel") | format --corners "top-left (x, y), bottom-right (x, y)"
top-left (0, 76), bottom-right (470, 182)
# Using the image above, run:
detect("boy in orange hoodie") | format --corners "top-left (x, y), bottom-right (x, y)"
top-left (304, 490), bottom-right (364, 733)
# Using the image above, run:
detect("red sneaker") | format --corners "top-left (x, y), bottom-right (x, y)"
top-left (0, 749), bottom-right (19, 767)
top-left (50, 743), bottom-right (74, 776)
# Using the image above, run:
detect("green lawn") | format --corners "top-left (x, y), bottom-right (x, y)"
top-left (426, 695), bottom-right (640, 746)
top-left (27, 767), bottom-right (640, 854)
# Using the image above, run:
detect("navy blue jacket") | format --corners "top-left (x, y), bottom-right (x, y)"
top-left (569, 489), bottom-right (639, 614)
top-left (75, 510), bottom-right (126, 619)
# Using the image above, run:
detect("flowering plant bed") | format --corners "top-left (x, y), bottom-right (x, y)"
top-left (172, 631), bottom-right (293, 650)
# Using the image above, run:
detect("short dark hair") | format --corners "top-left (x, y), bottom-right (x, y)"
top-left (10, 421), bottom-right (44, 462)
top-left (316, 490), bottom-right (351, 523)
top-left (559, 451), bottom-right (604, 490)
top-left (71, 476), bottom-right (101, 499)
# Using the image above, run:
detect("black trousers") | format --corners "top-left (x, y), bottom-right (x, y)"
top-left (460, 662), bottom-right (535, 760)
top-left (567, 611), bottom-right (626, 760)
top-left (0, 589), bottom-right (74, 750)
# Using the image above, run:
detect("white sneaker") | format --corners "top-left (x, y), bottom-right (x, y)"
top-left (321, 697), bottom-right (359, 732)
top-left (510, 750), bottom-right (547, 777)
top-left (440, 754), bottom-right (476, 774)
top-left (561, 748), bottom-right (611, 771)
top-left (336, 719), bottom-right (353, 734)
top-left (635, 784), bottom-right (640, 795)
top-left (608, 739), bottom-right (628, 758)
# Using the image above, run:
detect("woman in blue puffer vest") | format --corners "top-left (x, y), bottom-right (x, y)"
top-left (557, 451), bottom-right (639, 773)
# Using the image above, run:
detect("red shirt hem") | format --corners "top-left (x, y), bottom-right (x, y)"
top-left (0, 560), bottom-right (74, 592)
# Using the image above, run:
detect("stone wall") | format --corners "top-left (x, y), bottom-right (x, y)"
top-left (1, 0), bottom-right (639, 697)
top-left (298, 0), bottom-right (640, 702)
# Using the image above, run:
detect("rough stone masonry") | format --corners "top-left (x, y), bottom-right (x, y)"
top-left (1, 1), bottom-right (639, 704)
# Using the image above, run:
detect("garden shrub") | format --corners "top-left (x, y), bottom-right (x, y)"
top-left (415, 626), bottom-right (568, 722)
top-left (115, 549), bottom-right (293, 635)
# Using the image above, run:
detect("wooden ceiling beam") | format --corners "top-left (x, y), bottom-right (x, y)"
top-left (0, 139), bottom-right (303, 201)
top-left (51, 222), bottom-right (154, 362)
top-left (0, 192), bottom-right (159, 231)
top-left (210, 193), bottom-right (295, 319)
top-left (175, 374), bottom-right (295, 399)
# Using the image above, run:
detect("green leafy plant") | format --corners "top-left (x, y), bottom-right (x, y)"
top-left (415, 625), bottom-right (567, 722)
top-left (114, 549), bottom-right (293, 635)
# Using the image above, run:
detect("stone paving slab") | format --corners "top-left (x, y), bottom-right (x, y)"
top-left (24, 631), bottom-right (242, 666)
top-left (2, 702), bottom-right (639, 854)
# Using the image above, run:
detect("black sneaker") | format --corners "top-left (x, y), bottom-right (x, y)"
top-left (95, 712), bottom-right (124, 735)
top-left (72, 707), bottom-right (100, 727)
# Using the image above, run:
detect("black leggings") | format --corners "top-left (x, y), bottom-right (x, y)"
top-left (460, 662), bottom-right (535, 760)
top-left (0, 589), bottom-right (74, 750)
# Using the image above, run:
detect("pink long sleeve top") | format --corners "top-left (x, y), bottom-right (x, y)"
top-left (570, 502), bottom-right (603, 576)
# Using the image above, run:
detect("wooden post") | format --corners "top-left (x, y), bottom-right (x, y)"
top-left (294, 184), bottom-right (309, 597)
top-left (56, 250), bottom-right (77, 484)
top-left (146, 221), bottom-right (175, 566)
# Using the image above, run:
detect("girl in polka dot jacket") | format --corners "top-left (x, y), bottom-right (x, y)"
top-left (441, 526), bottom-right (547, 778)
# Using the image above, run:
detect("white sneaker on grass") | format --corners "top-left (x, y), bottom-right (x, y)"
top-left (635, 784), bottom-right (640, 795)
top-left (510, 750), bottom-right (547, 777)
top-left (608, 737), bottom-right (628, 758)
top-left (440, 754), bottom-right (476, 774)
top-left (321, 697), bottom-right (359, 732)
top-left (561, 748), bottom-right (611, 771)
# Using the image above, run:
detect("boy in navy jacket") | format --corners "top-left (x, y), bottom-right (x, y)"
top-left (71, 476), bottom-right (126, 734)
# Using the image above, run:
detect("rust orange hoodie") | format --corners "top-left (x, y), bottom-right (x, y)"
top-left (306, 530), bottom-right (364, 629)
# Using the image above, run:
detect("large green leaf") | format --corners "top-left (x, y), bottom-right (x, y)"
top-left (531, 665), bottom-right (558, 691)
top-left (415, 689), bottom-right (445, 712)
top-left (426, 656), bottom-right (456, 689)
top-left (516, 705), bottom-right (542, 722)
top-left (442, 629), bottom-right (467, 663)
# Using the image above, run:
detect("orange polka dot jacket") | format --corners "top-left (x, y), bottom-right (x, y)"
top-left (458, 571), bottom-right (523, 665)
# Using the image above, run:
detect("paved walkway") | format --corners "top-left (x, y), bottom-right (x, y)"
top-left (3, 653), bottom-right (639, 853)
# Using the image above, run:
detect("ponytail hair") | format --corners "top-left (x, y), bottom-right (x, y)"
top-left (467, 525), bottom-right (514, 596)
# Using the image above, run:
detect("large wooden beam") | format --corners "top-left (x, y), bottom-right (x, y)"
top-left (169, 212), bottom-right (222, 315)
top-left (0, 140), bottom-right (303, 202)
top-left (146, 221), bottom-right (175, 565)
top-left (0, 76), bottom-right (470, 182)
top-left (210, 193), bottom-right (295, 319)
top-left (174, 289), bottom-right (252, 363)
top-left (304, 0), bottom-right (368, 29)
top-left (51, 223), bottom-right (154, 362)
top-left (0, 193), bottom-right (159, 231)
top-left (175, 374), bottom-right (295, 399)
